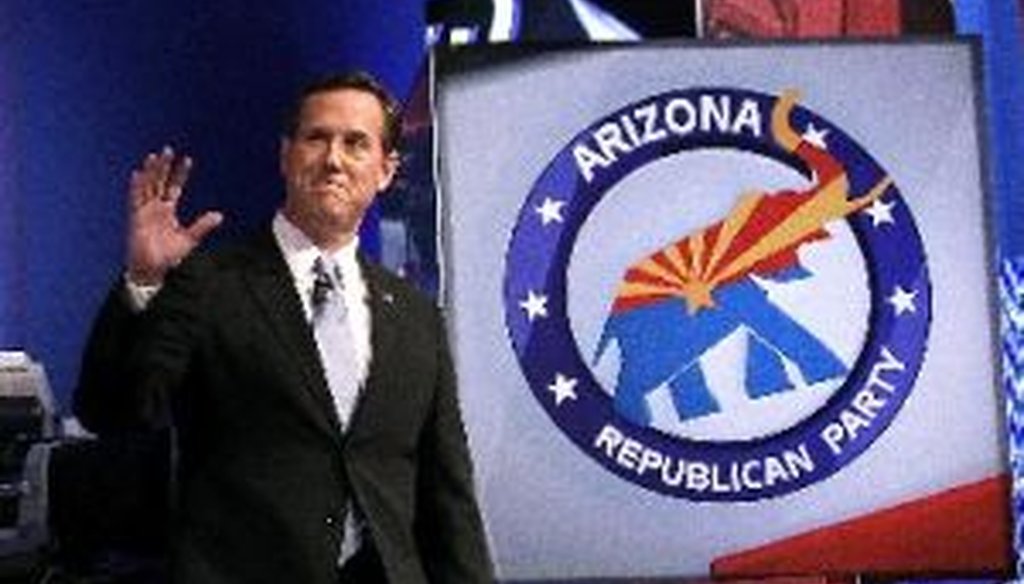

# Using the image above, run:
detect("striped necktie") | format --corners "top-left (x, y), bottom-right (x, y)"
top-left (311, 256), bottom-right (360, 430)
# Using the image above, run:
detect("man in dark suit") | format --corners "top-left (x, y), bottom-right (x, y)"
top-left (74, 71), bottom-right (494, 584)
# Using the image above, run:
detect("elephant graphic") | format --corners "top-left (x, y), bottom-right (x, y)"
top-left (594, 91), bottom-right (892, 428)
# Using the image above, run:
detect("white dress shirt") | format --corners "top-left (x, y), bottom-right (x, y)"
top-left (271, 212), bottom-right (372, 389)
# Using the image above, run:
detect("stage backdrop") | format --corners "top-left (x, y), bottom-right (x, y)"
top-left (436, 40), bottom-right (1009, 579)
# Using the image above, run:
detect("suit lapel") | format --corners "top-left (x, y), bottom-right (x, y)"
top-left (345, 258), bottom-right (401, 436)
top-left (363, 259), bottom-right (401, 369)
top-left (241, 231), bottom-right (345, 442)
top-left (238, 235), bottom-right (405, 444)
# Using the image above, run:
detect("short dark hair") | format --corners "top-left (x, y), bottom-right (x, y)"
top-left (282, 71), bottom-right (403, 153)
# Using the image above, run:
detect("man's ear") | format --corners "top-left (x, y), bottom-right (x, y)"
top-left (378, 151), bottom-right (400, 192)
top-left (278, 136), bottom-right (292, 178)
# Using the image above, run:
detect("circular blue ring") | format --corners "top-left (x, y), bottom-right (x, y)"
top-left (503, 87), bottom-right (931, 501)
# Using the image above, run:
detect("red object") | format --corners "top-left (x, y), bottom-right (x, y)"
top-left (712, 475), bottom-right (1014, 578)
top-left (704, 0), bottom-right (901, 38)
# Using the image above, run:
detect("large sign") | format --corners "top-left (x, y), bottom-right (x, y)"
top-left (437, 41), bottom-right (1007, 578)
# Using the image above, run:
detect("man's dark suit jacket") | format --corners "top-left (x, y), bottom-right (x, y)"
top-left (74, 229), bottom-right (494, 584)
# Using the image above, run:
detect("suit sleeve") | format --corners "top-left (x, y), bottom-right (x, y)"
top-left (74, 256), bottom-right (208, 436)
top-left (414, 308), bottom-right (495, 583)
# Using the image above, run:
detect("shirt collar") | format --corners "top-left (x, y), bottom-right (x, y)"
top-left (272, 212), bottom-right (361, 289)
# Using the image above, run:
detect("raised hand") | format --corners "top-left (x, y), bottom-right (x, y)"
top-left (126, 147), bottom-right (223, 285)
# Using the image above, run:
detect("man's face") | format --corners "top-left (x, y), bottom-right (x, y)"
top-left (280, 88), bottom-right (397, 247)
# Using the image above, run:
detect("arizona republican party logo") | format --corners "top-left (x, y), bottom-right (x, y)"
top-left (503, 87), bottom-right (932, 501)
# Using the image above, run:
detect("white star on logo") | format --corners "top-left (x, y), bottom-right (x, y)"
top-left (519, 290), bottom-right (549, 321)
top-left (535, 197), bottom-right (566, 226)
top-left (802, 123), bottom-right (829, 149)
top-left (548, 373), bottom-right (579, 406)
top-left (887, 286), bottom-right (918, 316)
top-left (864, 198), bottom-right (896, 227)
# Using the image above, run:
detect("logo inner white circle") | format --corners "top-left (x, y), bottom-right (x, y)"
top-left (568, 150), bottom-right (870, 442)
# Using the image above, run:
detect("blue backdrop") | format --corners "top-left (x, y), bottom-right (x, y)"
top-left (2, 0), bottom-right (425, 407)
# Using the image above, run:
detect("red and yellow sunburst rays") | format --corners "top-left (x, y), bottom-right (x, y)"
top-left (611, 167), bottom-right (893, 317)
